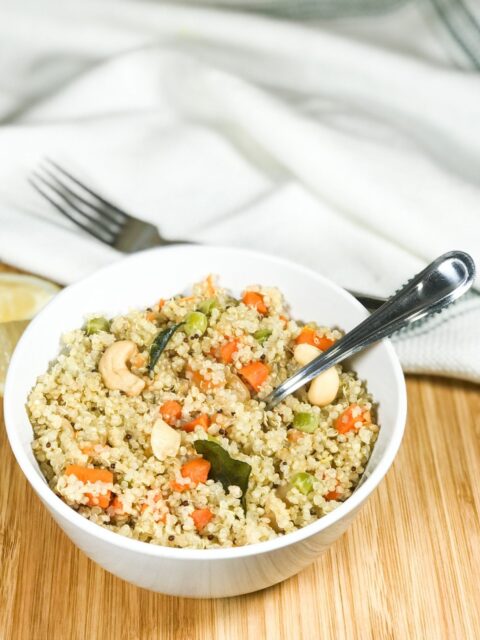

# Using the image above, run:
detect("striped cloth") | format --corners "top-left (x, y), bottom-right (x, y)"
top-left (178, 0), bottom-right (480, 67)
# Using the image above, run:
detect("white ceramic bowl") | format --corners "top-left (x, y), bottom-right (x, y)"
top-left (4, 246), bottom-right (407, 598)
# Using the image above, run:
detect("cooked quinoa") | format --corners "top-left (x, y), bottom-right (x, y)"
top-left (28, 277), bottom-right (379, 549)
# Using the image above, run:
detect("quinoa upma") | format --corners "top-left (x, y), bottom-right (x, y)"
top-left (28, 277), bottom-right (378, 549)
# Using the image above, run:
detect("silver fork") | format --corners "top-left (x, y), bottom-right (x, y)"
top-left (29, 159), bottom-right (387, 310)
top-left (29, 159), bottom-right (184, 252)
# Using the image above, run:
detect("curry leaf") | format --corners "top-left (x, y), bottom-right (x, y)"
top-left (194, 440), bottom-right (251, 510)
top-left (148, 322), bottom-right (183, 375)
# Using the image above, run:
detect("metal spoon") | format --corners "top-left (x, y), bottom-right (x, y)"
top-left (265, 250), bottom-right (476, 409)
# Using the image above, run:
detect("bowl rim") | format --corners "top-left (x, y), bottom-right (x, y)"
top-left (4, 244), bottom-right (407, 561)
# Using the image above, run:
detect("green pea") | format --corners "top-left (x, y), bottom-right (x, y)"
top-left (293, 412), bottom-right (319, 433)
top-left (253, 328), bottom-right (272, 344)
top-left (291, 472), bottom-right (314, 495)
top-left (85, 317), bottom-right (110, 335)
top-left (184, 311), bottom-right (208, 337)
top-left (198, 298), bottom-right (219, 316)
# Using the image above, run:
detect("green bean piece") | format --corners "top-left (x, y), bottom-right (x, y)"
top-left (198, 298), bottom-right (219, 316)
top-left (184, 311), bottom-right (208, 337)
top-left (85, 317), bottom-right (110, 335)
top-left (253, 328), bottom-right (272, 344)
top-left (293, 412), bottom-right (319, 433)
top-left (291, 472), bottom-right (314, 495)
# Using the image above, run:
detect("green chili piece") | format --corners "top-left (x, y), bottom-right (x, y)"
top-left (198, 298), bottom-right (219, 316)
top-left (85, 317), bottom-right (110, 335)
top-left (184, 311), bottom-right (208, 337)
top-left (253, 328), bottom-right (272, 344)
top-left (291, 472), bottom-right (314, 495)
top-left (293, 412), bottom-right (319, 433)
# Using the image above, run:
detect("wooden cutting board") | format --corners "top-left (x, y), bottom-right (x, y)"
top-left (1, 264), bottom-right (479, 640)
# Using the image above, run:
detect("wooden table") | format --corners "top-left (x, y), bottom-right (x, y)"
top-left (1, 264), bottom-right (479, 640)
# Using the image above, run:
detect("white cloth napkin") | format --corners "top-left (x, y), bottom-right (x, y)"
top-left (0, 0), bottom-right (479, 382)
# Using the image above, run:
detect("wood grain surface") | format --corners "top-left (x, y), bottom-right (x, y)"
top-left (1, 266), bottom-right (479, 640)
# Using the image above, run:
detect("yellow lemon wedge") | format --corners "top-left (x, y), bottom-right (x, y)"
top-left (0, 273), bottom-right (60, 395)
top-left (0, 273), bottom-right (60, 322)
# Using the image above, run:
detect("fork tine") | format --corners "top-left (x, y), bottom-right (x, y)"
top-left (28, 175), bottom-right (115, 245)
top-left (32, 170), bottom-right (118, 243)
top-left (42, 160), bottom-right (125, 228)
top-left (44, 159), bottom-right (131, 225)
top-left (37, 166), bottom-right (123, 236)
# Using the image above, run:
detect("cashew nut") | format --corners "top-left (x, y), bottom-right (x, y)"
top-left (99, 340), bottom-right (145, 396)
top-left (275, 483), bottom-right (291, 503)
top-left (226, 373), bottom-right (251, 402)
top-left (293, 343), bottom-right (322, 366)
top-left (151, 418), bottom-right (181, 461)
top-left (59, 417), bottom-right (74, 435)
top-left (308, 369), bottom-right (340, 407)
top-left (265, 492), bottom-right (290, 533)
top-left (293, 343), bottom-right (339, 407)
top-left (58, 418), bottom-right (77, 452)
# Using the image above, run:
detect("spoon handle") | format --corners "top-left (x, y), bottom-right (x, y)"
top-left (265, 251), bottom-right (476, 408)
